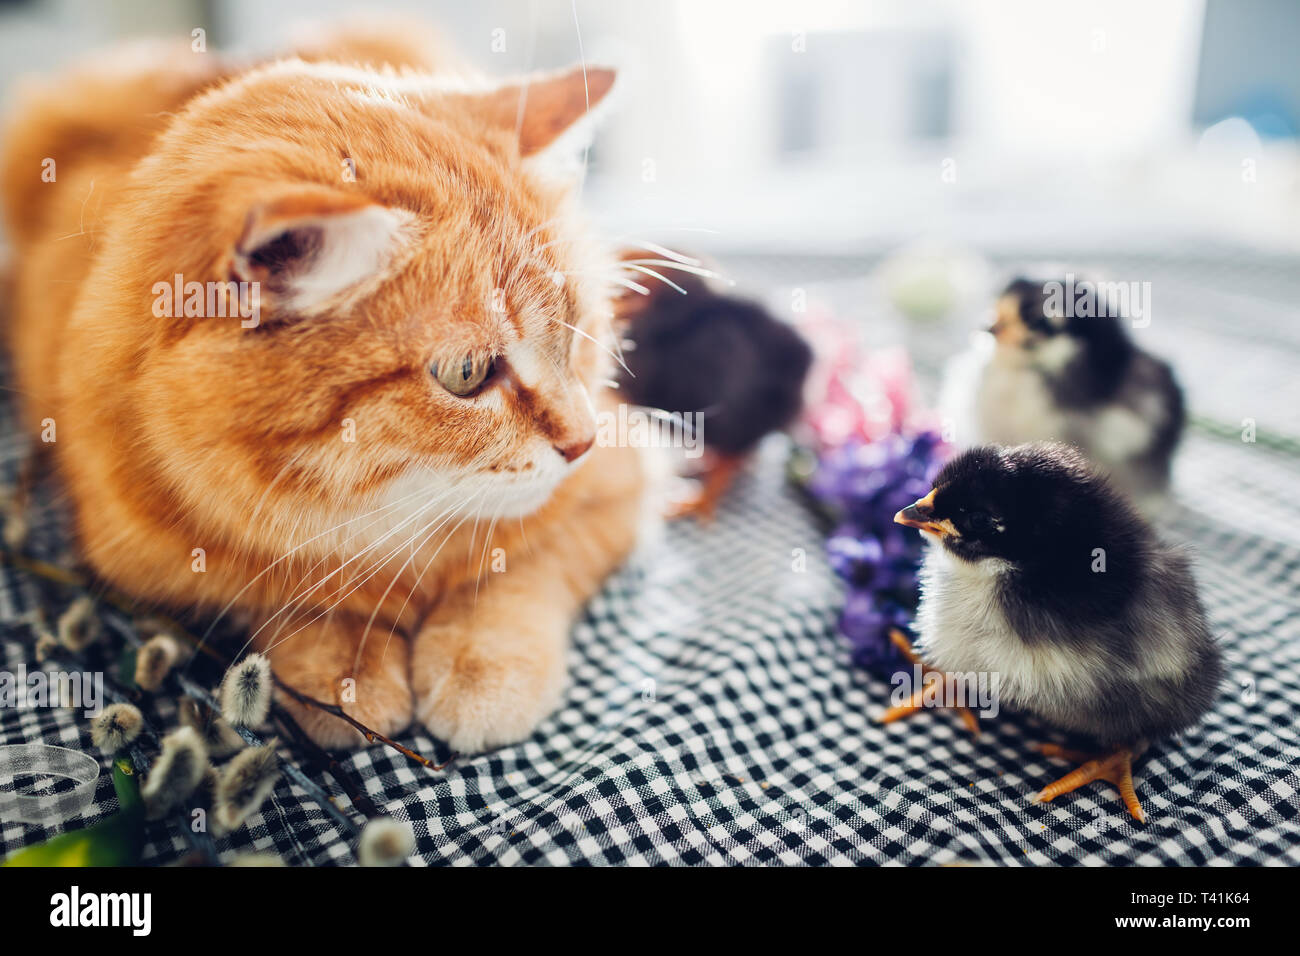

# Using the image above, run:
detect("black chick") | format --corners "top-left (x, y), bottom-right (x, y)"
top-left (617, 268), bottom-right (812, 518)
top-left (941, 276), bottom-right (1185, 511)
top-left (891, 442), bottom-right (1222, 821)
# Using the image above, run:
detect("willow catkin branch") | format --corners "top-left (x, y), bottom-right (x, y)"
top-left (98, 600), bottom-right (370, 828)
top-left (35, 641), bottom-right (219, 865)
top-left (271, 708), bottom-right (384, 820)
top-left (93, 682), bottom-right (219, 863)
top-left (1, 544), bottom-right (448, 774)
top-left (171, 669), bottom-right (362, 837)
top-left (7, 543), bottom-right (426, 853)
top-left (273, 679), bottom-right (456, 772)
top-left (97, 610), bottom-right (364, 837)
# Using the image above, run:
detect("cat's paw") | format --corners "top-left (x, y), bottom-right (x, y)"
top-left (280, 682), bottom-right (413, 750)
top-left (413, 637), bottom-right (565, 754)
top-left (269, 641), bottom-right (414, 750)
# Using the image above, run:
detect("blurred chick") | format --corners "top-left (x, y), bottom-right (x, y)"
top-left (889, 442), bottom-right (1222, 821)
top-left (616, 265), bottom-right (812, 518)
top-left (940, 276), bottom-right (1184, 511)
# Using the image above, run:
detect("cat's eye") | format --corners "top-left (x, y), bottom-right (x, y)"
top-left (433, 354), bottom-right (496, 397)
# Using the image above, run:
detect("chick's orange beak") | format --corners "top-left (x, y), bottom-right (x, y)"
top-left (988, 295), bottom-right (1027, 345)
top-left (894, 489), bottom-right (959, 538)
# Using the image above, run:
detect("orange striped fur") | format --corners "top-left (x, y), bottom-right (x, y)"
top-left (1, 25), bottom-right (648, 750)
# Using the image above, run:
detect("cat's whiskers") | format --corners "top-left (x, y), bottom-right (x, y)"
top-left (538, 294), bottom-right (630, 388)
top-left (529, 333), bottom-right (588, 408)
top-left (471, 511), bottom-right (503, 611)
top-left (564, 317), bottom-right (634, 377)
top-left (273, 476), bottom-right (488, 655)
top-left (259, 491), bottom-right (473, 660)
top-left (532, 235), bottom-right (728, 310)
top-left (462, 487), bottom-right (489, 576)
top-left (240, 483), bottom-right (464, 658)
top-left (192, 477), bottom-right (439, 659)
top-left (51, 178), bottom-right (99, 250)
top-left (571, 0), bottom-right (592, 194)
top-left (333, 489), bottom-right (482, 668)
top-left (270, 477), bottom-right (472, 631)
top-left (530, 235), bottom-right (702, 264)
top-left (604, 274), bottom-right (652, 296)
top-left (618, 258), bottom-right (726, 282)
top-left (503, 233), bottom-right (711, 387)
top-left (626, 404), bottom-right (710, 433)
top-left (620, 263), bottom-right (687, 295)
top-left (252, 478), bottom-right (446, 638)
top-left (363, 492), bottom-right (488, 673)
top-left (611, 236), bottom-right (710, 264)
top-left (279, 455), bottom-right (502, 634)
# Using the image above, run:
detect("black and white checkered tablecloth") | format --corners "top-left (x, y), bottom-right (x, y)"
top-left (2, 247), bottom-right (1298, 866)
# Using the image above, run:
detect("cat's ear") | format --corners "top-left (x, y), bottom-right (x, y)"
top-left (477, 65), bottom-right (616, 157)
top-left (230, 186), bottom-right (414, 316)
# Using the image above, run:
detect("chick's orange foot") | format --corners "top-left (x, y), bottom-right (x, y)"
top-left (1034, 743), bottom-right (1147, 823)
top-left (664, 453), bottom-right (746, 522)
top-left (876, 628), bottom-right (981, 738)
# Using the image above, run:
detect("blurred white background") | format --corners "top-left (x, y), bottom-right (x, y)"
top-left (1, 0), bottom-right (1297, 255)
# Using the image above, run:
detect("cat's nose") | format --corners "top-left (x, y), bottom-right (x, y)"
top-left (555, 435), bottom-right (594, 463)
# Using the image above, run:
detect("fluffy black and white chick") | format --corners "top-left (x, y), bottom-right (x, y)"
top-left (893, 442), bottom-right (1222, 821)
top-left (617, 268), bottom-right (813, 517)
top-left (940, 277), bottom-right (1184, 511)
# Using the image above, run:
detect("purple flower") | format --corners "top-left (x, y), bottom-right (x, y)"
top-left (827, 532), bottom-right (883, 587)
top-left (839, 590), bottom-right (889, 665)
top-left (801, 428), bottom-right (947, 673)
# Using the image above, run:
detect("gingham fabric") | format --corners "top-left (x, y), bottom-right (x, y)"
top-left (2, 248), bottom-right (1298, 866)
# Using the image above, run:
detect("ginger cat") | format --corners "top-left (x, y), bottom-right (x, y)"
top-left (0, 26), bottom-right (648, 751)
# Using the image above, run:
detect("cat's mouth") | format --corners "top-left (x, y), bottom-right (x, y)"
top-left (480, 480), bottom-right (559, 518)
top-left (373, 444), bottom-right (578, 528)
top-left (475, 455), bottom-right (576, 518)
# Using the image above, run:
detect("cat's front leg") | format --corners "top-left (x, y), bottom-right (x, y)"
top-left (262, 615), bottom-right (414, 749)
top-left (413, 445), bottom-right (646, 753)
top-left (411, 575), bottom-right (573, 755)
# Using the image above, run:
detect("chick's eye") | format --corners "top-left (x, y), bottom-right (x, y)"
top-left (433, 354), bottom-right (496, 397)
top-left (967, 511), bottom-right (995, 534)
